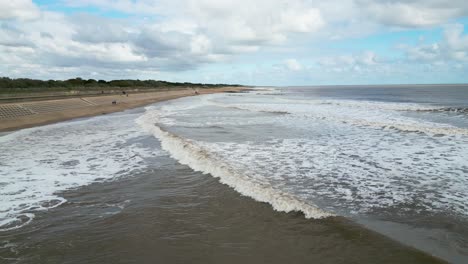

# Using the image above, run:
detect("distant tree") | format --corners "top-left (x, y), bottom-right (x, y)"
top-left (85, 79), bottom-right (98, 86)
top-left (0, 76), bottom-right (240, 94)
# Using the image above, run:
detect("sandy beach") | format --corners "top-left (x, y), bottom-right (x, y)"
top-left (2, 85), bottom-right (463, 263)
top-left (0, 87), bottom-right (245, 132)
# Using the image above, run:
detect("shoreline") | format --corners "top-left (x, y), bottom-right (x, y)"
top-left (0, 86), bottom-right (450, 263)
top-left (0, 87), bottom-right (247, 132)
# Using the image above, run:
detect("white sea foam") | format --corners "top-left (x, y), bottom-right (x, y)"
top-left (199, 138), bottom-right (468, 216)
top-left (0, 112), bottom-right (164, 231)
top-left (136, 110), bottom-right (333, 219)
top-left (140, 92), bottom-right (468, 218)
top-left (208, 98), bottom-right (468, 136)
top-left (277, 98), bottom-right (440, 111)
top-left (136, 91), bottom-right (467, 263)
top-left (300, 99), bottom-right (468, 113)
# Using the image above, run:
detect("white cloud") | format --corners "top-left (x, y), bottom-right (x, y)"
top-left (1, 0), bottom-right (468, 82)
top-left (318, 51), bottom-right (379, 69)
top-left (406, 43), bottom-right (441, 62)
top-left (278, 7), bottom-right (325, 33)
top-left (0, 0), bottom-right (40, 20)
top-left (0, 0), bottom-right (329, 77)
top-left (190, 34), bottom-right (212, 55)
top-left (360, 51), bottom-right (378, 65)
top-left (68, 0), bottom-right (325, 46)
top-left (444, 24), bottom-right (468, 52)
top-left (405, 24), bottom-right (468, 63)
top-left (357, 0), bottom-right (468, 28)
top-left (76, 43), bottom-right (148, 63)
top-left (285, 59), bottom-right (303, 71)
top-left (0, 11), bottom-right (146, 69)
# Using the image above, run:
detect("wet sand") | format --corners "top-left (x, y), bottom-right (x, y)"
top-left (0, 87), bottom-right (244, 132)
top-left (0, 127), bottom-right (445, 264)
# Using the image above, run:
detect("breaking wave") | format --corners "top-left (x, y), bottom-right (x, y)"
top-left (136, 109), bottom-right (332, 219)
top-left (0, 112), bottom-right (164, 231)
top-left (206, 99), bottom-right (468, 136)
top-left (277, 98), bottom-right (468, 113)
top-left (417, 107), bottom-right (468, 114)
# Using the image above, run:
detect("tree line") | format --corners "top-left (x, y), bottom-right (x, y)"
top-left (0, 77), bottom-right (240, 93)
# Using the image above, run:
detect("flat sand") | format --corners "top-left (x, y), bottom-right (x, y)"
top-left (0, 87), bottom-right (245, 132)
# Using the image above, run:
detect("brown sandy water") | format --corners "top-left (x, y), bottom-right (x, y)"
top-left (0, 142), bottom-right (443, 264)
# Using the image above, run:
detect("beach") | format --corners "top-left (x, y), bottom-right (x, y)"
top-left (0, 101), bottom-right (442, 263)
top-left (2, 85), bottom-right (467, 263)
top-left (3, 0), bottom-right (467, 262)
top-left (0, 87), bottom-right (245, 132)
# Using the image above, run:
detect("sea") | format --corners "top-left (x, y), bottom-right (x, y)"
top-left (1, 84), bottom-right (467, 263)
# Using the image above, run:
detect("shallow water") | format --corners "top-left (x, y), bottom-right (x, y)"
top-left (138, 85), bottom-right (468, 263)
top-left (0, 137), bottom-right (440, 263)
top-left (1, 85), bottom-right (467, 263)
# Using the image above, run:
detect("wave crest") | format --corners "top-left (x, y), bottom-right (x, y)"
top-left (207, 100), bottom-right (468, 136)
top-left (136, 110), bottom-right (332, 219)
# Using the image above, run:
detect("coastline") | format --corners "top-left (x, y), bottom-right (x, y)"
top-left (0, 87), bottom-right (246, 132)
top-left (0, 86), bottom-right (452, 263)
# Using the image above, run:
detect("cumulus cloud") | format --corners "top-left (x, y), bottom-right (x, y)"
top-left (69, 0), bottom-right (325, 46)
top-left (318, 51), bottom-right (380, 72)
top-left (444, 24), bottom-right (468, 54)
top-left (70, 15), bottom-right (133, 44)
top-left (190, 34), bottom-right (212, 55)
top-left (405, 24), bottom-right (468, 63)
top-left (182, 0), bottom-right (325, 48)
top-left (311, 26), bottom-right (468, 84)
top-left (1, 0), bottom-right (468, 82)
top-left (357, 0), bottom-right (468, 28)
top-left (0, 0), bottom-right (40, 20)
top-left (0, 0), bottom-right (329, 78)
top-left (284, 59), bottom-right (303, 71)
top-left (406, 43), bottom-right (442, 62)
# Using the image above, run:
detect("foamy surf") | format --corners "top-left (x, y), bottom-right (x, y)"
top-left (0, 112), bottom-right (164, 231)
top-left (136, 109), bottom-right (333, 219)
top-left (141, 92), bottom-right (468, 219)
top-left (207, 99), bottom-right (468, 136)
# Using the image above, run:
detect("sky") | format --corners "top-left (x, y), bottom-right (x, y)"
top-left (1, 0), bottom-right (468, 86)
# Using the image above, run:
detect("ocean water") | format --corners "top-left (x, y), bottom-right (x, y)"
top-left (137, 85), bottom-right (468, 263)
top-left (0, 85), bottom-right (467, 263)
top-left (0, 109), bottom-right (164, 232)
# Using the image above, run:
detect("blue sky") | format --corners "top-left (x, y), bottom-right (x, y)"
top-left (1, 0), bottom-right (468, 85)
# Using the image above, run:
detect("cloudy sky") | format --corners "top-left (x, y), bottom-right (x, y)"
top-left (1, 0), bottom-right (468, 85)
